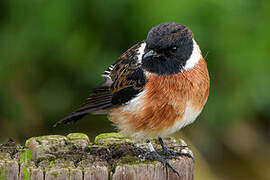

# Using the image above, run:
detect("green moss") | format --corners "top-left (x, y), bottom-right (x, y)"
top-left (0, 169), bottom-right (2, 180)
top-left (48, 160), bottom-right (73, 168)
top-left (67, 133), bottom-right (89, 140)
top-left (20, 150), bottom-right (32, 165)
top-left (49, 161), bottom-right (56, 167)
top-left (25, 138), bottom-right (33, 147)
top-left (51, 173), bottom-right (58, 178)
top-left (36, 139), bottom-right (42, 145)
top-left (25, 135), bottom-right (66, 147)
top-left (94, 132), bottom-right (135, 146)
top-left (119, 156), bottom-right (140, 165)
top-left (23, 167), bottom-right (30, 180)
top-left (94, 132), bottom-right (123, 143)
top-left (108, 143), bottom-right (121, 151)
top-left (37, 135), bottom-right (66, 141)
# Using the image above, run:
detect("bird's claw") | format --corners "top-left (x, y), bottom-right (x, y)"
top-left (158, 148), bottom-right (194, 162)
top-left (139, 151), bottom-right (179, 176)
top-left (158, 137), bottom-right (194, 162)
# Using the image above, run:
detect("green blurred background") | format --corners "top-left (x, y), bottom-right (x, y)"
top-left (0, 0), bottom-right (270, 179)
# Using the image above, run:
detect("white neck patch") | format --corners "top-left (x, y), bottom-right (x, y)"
top-left (183, 40), bottom-right (202, 71)
top-left (137, 42), bottom-right (146, 64)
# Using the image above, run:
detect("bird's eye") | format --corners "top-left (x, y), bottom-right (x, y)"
top-left (171, 46), bottom-right (177, 53)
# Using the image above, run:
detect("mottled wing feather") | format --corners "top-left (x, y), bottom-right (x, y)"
top-left (54, 41), bottom-right (146, 127)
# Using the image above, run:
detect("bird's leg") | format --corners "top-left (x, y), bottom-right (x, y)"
top-left (139, 139), bottom-right (179, 176)
top-left (158, 137), bottom-right (194, 160)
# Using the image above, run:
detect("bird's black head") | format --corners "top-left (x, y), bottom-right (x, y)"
top-left (142, 22), bottom-right (195, 75)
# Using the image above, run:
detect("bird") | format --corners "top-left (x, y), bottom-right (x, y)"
top-left (54, 22), bottom-right (210, 174)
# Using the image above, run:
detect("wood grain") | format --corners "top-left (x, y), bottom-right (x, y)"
top-left (0, 133), bottom-right (193, 180)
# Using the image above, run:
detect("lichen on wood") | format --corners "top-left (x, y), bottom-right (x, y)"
top-left (0, 133), bottom-right (193, 180)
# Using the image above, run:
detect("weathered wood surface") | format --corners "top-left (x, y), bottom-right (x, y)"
top-left (0, 133), bottom-right (193, 180)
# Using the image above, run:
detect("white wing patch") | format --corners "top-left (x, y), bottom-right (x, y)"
top-left (136, 42), bottom-right (146, 64)
top-left (100, 42), bottom-right (146, 88)
top-left (101, 42), bottom-right (146, 79)
top-left (102, 64), bottom-right (115, 78)
top-left (101, 64), bottom-right (114, 87)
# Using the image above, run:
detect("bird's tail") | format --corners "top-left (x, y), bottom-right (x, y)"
top-left (54, 87), bottom-right (113, 127)
top-left (53, 102), bottom-right (112, 127)
top-left (53, 111), bottom-right (89, 127)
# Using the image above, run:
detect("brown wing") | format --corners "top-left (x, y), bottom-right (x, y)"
top-left (54, 41), bottom-right (147, 127)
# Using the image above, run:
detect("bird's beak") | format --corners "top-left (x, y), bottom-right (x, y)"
top-left (143, 50), bottom-right (158, 59)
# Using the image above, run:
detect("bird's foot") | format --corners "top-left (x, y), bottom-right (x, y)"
top-left (139, 151), bottom-right (179, 176)
top-left (158, 147), bottom-right (194, 161)
top-left (158, 137), bottom-right (194, 161)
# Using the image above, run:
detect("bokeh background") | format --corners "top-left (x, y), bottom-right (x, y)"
top-left (0, 0), bottom-right (270, 179)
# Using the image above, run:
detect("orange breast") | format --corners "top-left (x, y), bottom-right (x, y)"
top-left (109, 58), bottom-right (210, 139)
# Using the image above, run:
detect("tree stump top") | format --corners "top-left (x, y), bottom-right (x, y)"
top-left (0, 133), bottom-right (193, 180)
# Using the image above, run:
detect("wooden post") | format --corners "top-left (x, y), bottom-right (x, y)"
top-left (0, 133), bottom-right (193, 180)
